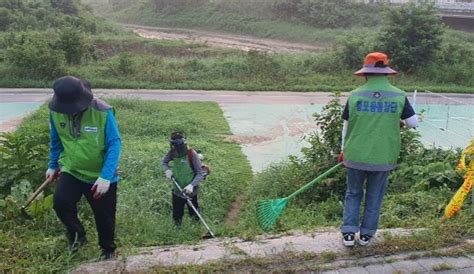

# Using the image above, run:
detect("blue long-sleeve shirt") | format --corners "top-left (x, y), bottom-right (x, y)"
top-left (48, 109), bottom-right (121, 183)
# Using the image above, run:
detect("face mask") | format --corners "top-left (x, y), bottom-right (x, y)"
top-left (170, 138), bottom-right (187, 157)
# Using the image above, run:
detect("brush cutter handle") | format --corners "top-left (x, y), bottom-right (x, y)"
top-left (22, 178), bottom-right (51, 210)
top-left (170, 176), bottom-right (216, 238)
top-left (170, 176), bottom-right (184, 192)
top-left (287, 163), bottom-right (342, 200)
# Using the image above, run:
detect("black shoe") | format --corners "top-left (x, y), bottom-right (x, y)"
top-left (101, 251), bottom-right (116, 261)
top-left (358, 234), bottom-right (372, 246)
top-left (67, 232), bottom-right (87, 252)
top-left (342, 232), bottom-right (355, 247)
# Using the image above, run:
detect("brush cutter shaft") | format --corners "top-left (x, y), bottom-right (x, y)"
top-left (171, 177), bottom-right (216, 238)
top-left (22, 178), bottom-right (51, 209)
top-left (287, 163), bottom-right (342, 199)
top-left (185, 198), bottom-right (215, 238)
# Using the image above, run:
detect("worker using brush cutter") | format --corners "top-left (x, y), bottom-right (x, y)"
top-left (46, 76), bottom-right (121, 260)
top-left (162, 131), bottom-right (207, 227)
top-left (339, 52), bottom-right (418, 247)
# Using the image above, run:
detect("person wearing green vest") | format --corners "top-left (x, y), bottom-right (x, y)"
top-left (339, 52), bottom-right (418, 247)
top-left (162, 132), bottom-right (205, 226)
top-left (46, 76), bottom-right (121, 260)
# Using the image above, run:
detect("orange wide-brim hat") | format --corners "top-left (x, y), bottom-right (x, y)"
top-left (354, 52), bottom-right (397, 76)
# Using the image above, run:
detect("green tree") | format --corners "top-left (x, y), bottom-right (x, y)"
top-left (0, 7), bottom-right (14, 31)
top-left (5, 32), bottom-right (65, 79)
top-left (50, 0), bottom-right (78, 15)
top-left (0, 0), bottom-right (24, 9)
top-left (378, 3), bottom-right (444, 73)
top-left (56, 27), bottom-right (86, 64)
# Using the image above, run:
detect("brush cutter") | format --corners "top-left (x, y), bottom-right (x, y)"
top-left (21, 171), bottom-right (60, 219)
top-left (171, 176), bottom-right (216, 239)
top-left (256, 163), bottom-right (342, 231)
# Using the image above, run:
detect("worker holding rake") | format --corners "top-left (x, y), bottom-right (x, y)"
top-left (46, 76), bottom-right (121, 259)
top-left (339, 52), bottom-right (418, 247)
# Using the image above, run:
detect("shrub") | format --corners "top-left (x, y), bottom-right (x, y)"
top-left (0, 129), bottom-right (49, 196)
top-left (56, 27), bottom-right (88, 65)
top-left (338, 35), bottom-right (376, 69)
top-left (50, 0), bottom-right (79, 15)
top-left (301, 92), bottom-right (343, 164)
top-left (5, 32), bottom-right (65, 79)
top-left (270, 0), bottom-right (382, 28)
top-left (378, 3), bottom-right (444, 73)
top-left (0, 7), bottom-right (14, 31)
top-left (246, 50), bottom-right (283, 83)
top-left (107, 52), bottom-right (135, 76)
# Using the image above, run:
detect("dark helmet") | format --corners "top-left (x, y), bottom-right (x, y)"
top-left (170, 131), bottom-right (188, 157)
top-left (49, 76), bottom-right (93, 114)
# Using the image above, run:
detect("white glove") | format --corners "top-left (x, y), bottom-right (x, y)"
top-left (92, 177), bottom-right (111, 199)
top-left (165, 169), bottom-right (173, 179)
top-left (183, 184), bottom-right (194, 195)
top-left (197, 153), bottom-right (204, 160)
top-left (45, 168), bottom-right (59, 183)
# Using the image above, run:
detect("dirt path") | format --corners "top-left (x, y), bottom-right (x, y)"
top-left (0, 117), bottom-right (25, 133)
top-left (123, 24), bottom-right (327, 53)
top-left (224, 193), bottom-right (247, 226)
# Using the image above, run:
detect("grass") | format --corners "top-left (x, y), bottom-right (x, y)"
top-left (432, 263), bottom-right (454, 271)
top-left (109, 5), bottom-right (372, 46)
top-left (0, 99), bottom-right (252, 272)
top-left (1, 98), bottom-right (474, 272)
top-left (0, 44), bottom-right (472, 93)
top-left (1, 1), bottom-right (473, 93)
top-left (83, 0), bottom-right (383, 45)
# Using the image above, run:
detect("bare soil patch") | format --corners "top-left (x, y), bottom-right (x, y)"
top-left (125, 24), bottom-right (327, 53)
top-left (0, 117), bottom-right (24, 133)
top-left (226, 135), bottom-right (273, 144)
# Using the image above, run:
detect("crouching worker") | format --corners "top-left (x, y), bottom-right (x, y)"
top-left (46, 76), bottom-right (121, 260)
top-left (162, 132), bottom-right (205, 226)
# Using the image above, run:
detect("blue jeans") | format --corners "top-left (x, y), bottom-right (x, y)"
top-left (340, 168), bottom-right (389, 237)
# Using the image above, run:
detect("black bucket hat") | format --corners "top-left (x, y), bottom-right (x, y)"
top-left (49, 76), bottom-right (93, 114)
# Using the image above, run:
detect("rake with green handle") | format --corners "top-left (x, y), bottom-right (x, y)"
top-left (256, 163), bottom-right (343, 231)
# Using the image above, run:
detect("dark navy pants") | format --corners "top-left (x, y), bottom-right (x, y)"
top-left (172, 192), bottom-right (199, 226)
top-left (53, 172), bottom-right (117, 252)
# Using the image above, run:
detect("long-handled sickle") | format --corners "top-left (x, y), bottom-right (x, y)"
top-left (20, 178), bottom-right (51, 219)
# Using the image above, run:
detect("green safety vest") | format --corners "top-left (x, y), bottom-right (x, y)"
top-left (171, 155), bottom-right (195, 190)
top-left (51, 107), bottom-right (108, 182)
top-left (344, 76), bottom-right (406, 171)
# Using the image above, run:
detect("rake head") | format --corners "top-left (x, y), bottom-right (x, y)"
top-left (256, 198), bottom-right (288, 231)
